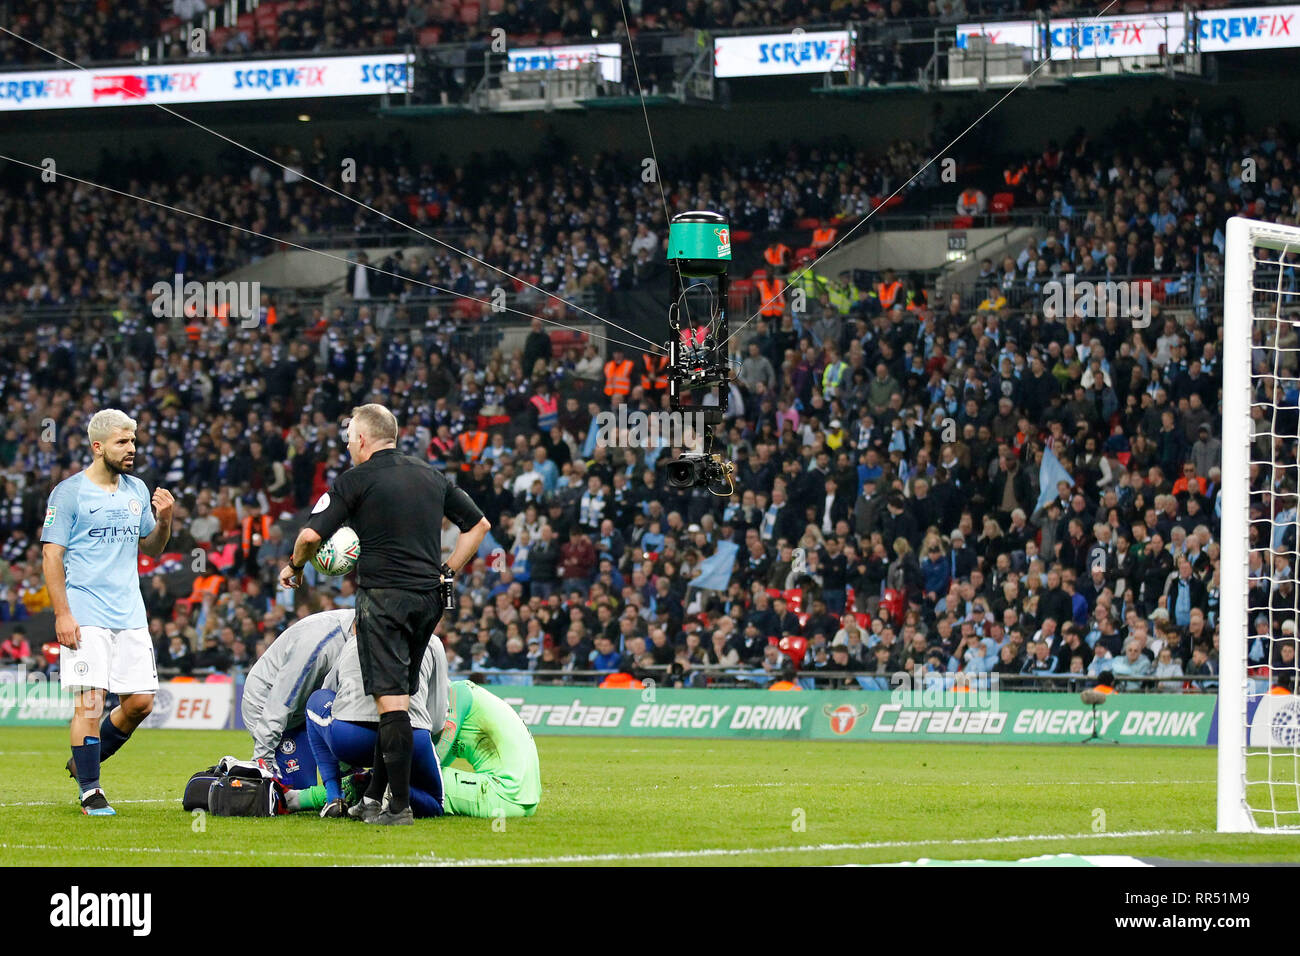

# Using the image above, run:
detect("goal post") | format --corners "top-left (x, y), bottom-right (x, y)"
top-left (1219, 215), bottom-right (1300, 833)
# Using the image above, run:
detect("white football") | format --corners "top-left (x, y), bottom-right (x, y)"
top-left (312, 526), bottom-right (360, 576)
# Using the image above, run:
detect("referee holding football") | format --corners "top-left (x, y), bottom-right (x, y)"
top-left (279, 404), bottom-right (489, 826)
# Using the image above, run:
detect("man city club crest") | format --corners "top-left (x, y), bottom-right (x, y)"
top-left (74, 660), bottom-right (89, 677)
top-left (128, 499), bottom-right (142, 515)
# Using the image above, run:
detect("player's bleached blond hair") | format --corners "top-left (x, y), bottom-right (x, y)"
top-left (87, 408), bottom-right (138, 445)
top-left (349, 404), bottom-right (398, 443)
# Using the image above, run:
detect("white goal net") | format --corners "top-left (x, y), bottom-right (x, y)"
top-left (1220, 216), bottom-right (1300, 832)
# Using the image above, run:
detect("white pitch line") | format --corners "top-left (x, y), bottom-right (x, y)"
top-left (0, 841), bottom-right (429, 864)
top-left (0, 798), bottom-right (176, 808)
top-left (624, 779), bottom-right (1214, 791)
top-left (421, 828), bottom-right (1211, 866)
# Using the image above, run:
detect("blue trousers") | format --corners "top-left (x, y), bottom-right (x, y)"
top-left (277, 725), bottom-right (318, 791)
top-left (305, 688), bottom-right (444, 817)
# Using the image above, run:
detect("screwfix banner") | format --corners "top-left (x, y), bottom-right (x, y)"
top-left (956, 5), bottom-right (1300, 59)
top-left (713, 30), bottom-right (854, 78)
top-left (496, 687), bottom-right (1218, 745)
top-left (507, 43), bottom-right (622, 83)
top-left (0, 53), bottom-right (411, 112)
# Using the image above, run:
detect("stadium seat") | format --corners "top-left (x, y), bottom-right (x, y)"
top-left (236, 12), bottom-right (256, 34)
top-left (542, 31), bottom-right (563, 44)
top-left (794, 245), bottom-right (816, 263)
top-left (952, 215), bottom-right (975, 229)
top-left (159, 16), bottom-right (182, 34)
top-left (795, 217), bottom-right (820, 231)
top-left (418, 27), bottom-right (442, 46)
top-left (379, 29), bottom-right (397, 45)
top-left (765, 588), bottom-right (783, 600)
top-left (1121, 0), bottom-right (1148, 11)
top-left (990, 191), bottom-right (1015, 216)
top-left (460, 3), bottom-right (481, 25)
top-left (209, 27), bottom-right (231, 48)
top-left (487, 0), bottom-right (505, 12)
top-left (731, 229), bottom-right (753, 243)
top-left (782, 588), bottom-right (803, 612)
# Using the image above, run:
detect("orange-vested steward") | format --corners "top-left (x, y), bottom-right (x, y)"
top-left (604, 358), bottom-right (633, 397)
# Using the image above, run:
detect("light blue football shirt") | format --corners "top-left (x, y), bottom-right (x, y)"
top-left (40, 471), bottom-right (156, 629)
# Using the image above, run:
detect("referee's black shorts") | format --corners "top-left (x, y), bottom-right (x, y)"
top-left (355, 587), bottom-right (443, 697)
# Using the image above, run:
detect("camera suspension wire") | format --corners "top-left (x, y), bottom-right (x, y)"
top-left (0, 154), bottom-right (661, 356)
top-left (0, 25), bottom-right (665, 354)
top-left (614, 0), bottom-right (671, 226)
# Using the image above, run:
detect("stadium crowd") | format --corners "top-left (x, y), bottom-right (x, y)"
top-left (0, 0), bottom-right (1029, 67)
top-left (3, 95), bottom-right (1298, 694)
top-left (0, 134), bottom-right (939, 315)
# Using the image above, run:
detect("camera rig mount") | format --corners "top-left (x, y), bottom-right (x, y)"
top-left (662, 210), bottom-right (736, 496)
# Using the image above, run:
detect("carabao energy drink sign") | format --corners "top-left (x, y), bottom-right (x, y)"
top-left (497, 686), bottom-right (1217, 746)
top-left (0, 671), bottom-right (77, 724)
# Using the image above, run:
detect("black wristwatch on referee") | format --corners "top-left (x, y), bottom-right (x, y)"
top-left (289, 557), bottom-right (305, 574)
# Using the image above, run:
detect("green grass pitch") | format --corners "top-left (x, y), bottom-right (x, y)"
top-left (3, 728), bottom-right (1300, 866)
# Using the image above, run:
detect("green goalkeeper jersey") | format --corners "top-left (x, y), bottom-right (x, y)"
top-left (436, 680), bottom-right (541, 808)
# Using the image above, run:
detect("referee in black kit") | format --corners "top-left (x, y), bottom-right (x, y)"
top-left (279, 403), bottom-right (490, 825)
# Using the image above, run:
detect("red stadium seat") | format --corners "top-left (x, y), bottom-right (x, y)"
top-left (783, 588), bottom-right (803, 613)
top-left (487, 0), bottom-right (505, 12)
top-left (379, 28), bottom-right (397, 45)
top-left (795, 217), bottom-right (820, 231)
top-left (159, 16), bottom-right (182, 34)
top-left (1121, 0), bottom-right (1148, 11)
top-left (236, 12), bottom-right (256, 33)
top-left (951, 215), bottom-right (975, 229)
top-left (731, 229), bottom-right (753, 243)
top-left (459, 3), bottom-right (481, 24)
top-left (542, 31), bottom-right (564, 44)
top-left (208, 27), bottom-right (230, 48)
top-left (418, 26), bottom-right (442, 45)
top-left (766, 588), bottom-right (783, 600)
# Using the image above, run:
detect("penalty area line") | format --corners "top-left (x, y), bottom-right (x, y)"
top-left (422, 828), bottom-right (1210, 866)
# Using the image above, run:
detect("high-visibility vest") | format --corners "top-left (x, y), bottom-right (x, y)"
top-left (1094, 683), bottom-right (1116, 695)
top-left (604, 359), bottom-right (633, 397)
top-left (764, 243), bottom-right (791, 268)
top-left (905, 288), bottom-right (926, 312)
top-left (640, 354), bottom-right (668, 392)
top-left (530, 394), bottom-right (558, 430)
top-left (876, 279), bottom-right (902, 309)
top-left (757, 277), bottom-right (785, 317)
top-left (241, 514), bottom-right (272, 552)
top-left (1004, 165), bottom-right (1026, 186)
top-left (822, 361), bottom-right (847, 394)
top-left (768, 680), bottom-right (801, 691)
top-left (1269, 684), bottom-right (1293, 695)
top-left (958, 188), bottom-right (982, 211)
top-left (457, 430), bottom-right (488, 466)
top-left (812, 227), bottom-right (837, 248)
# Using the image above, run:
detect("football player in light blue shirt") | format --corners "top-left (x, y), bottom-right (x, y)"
top-left (41, 409), bottom-right (174, 816)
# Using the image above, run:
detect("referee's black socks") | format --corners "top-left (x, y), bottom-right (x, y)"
top-left (377, 710), bottom-right (414, 813)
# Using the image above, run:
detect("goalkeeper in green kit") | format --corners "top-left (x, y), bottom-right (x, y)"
top-left (436, 679), bottom-right (540, 818)
top-left (289, 677), bottom-right (540, 819)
